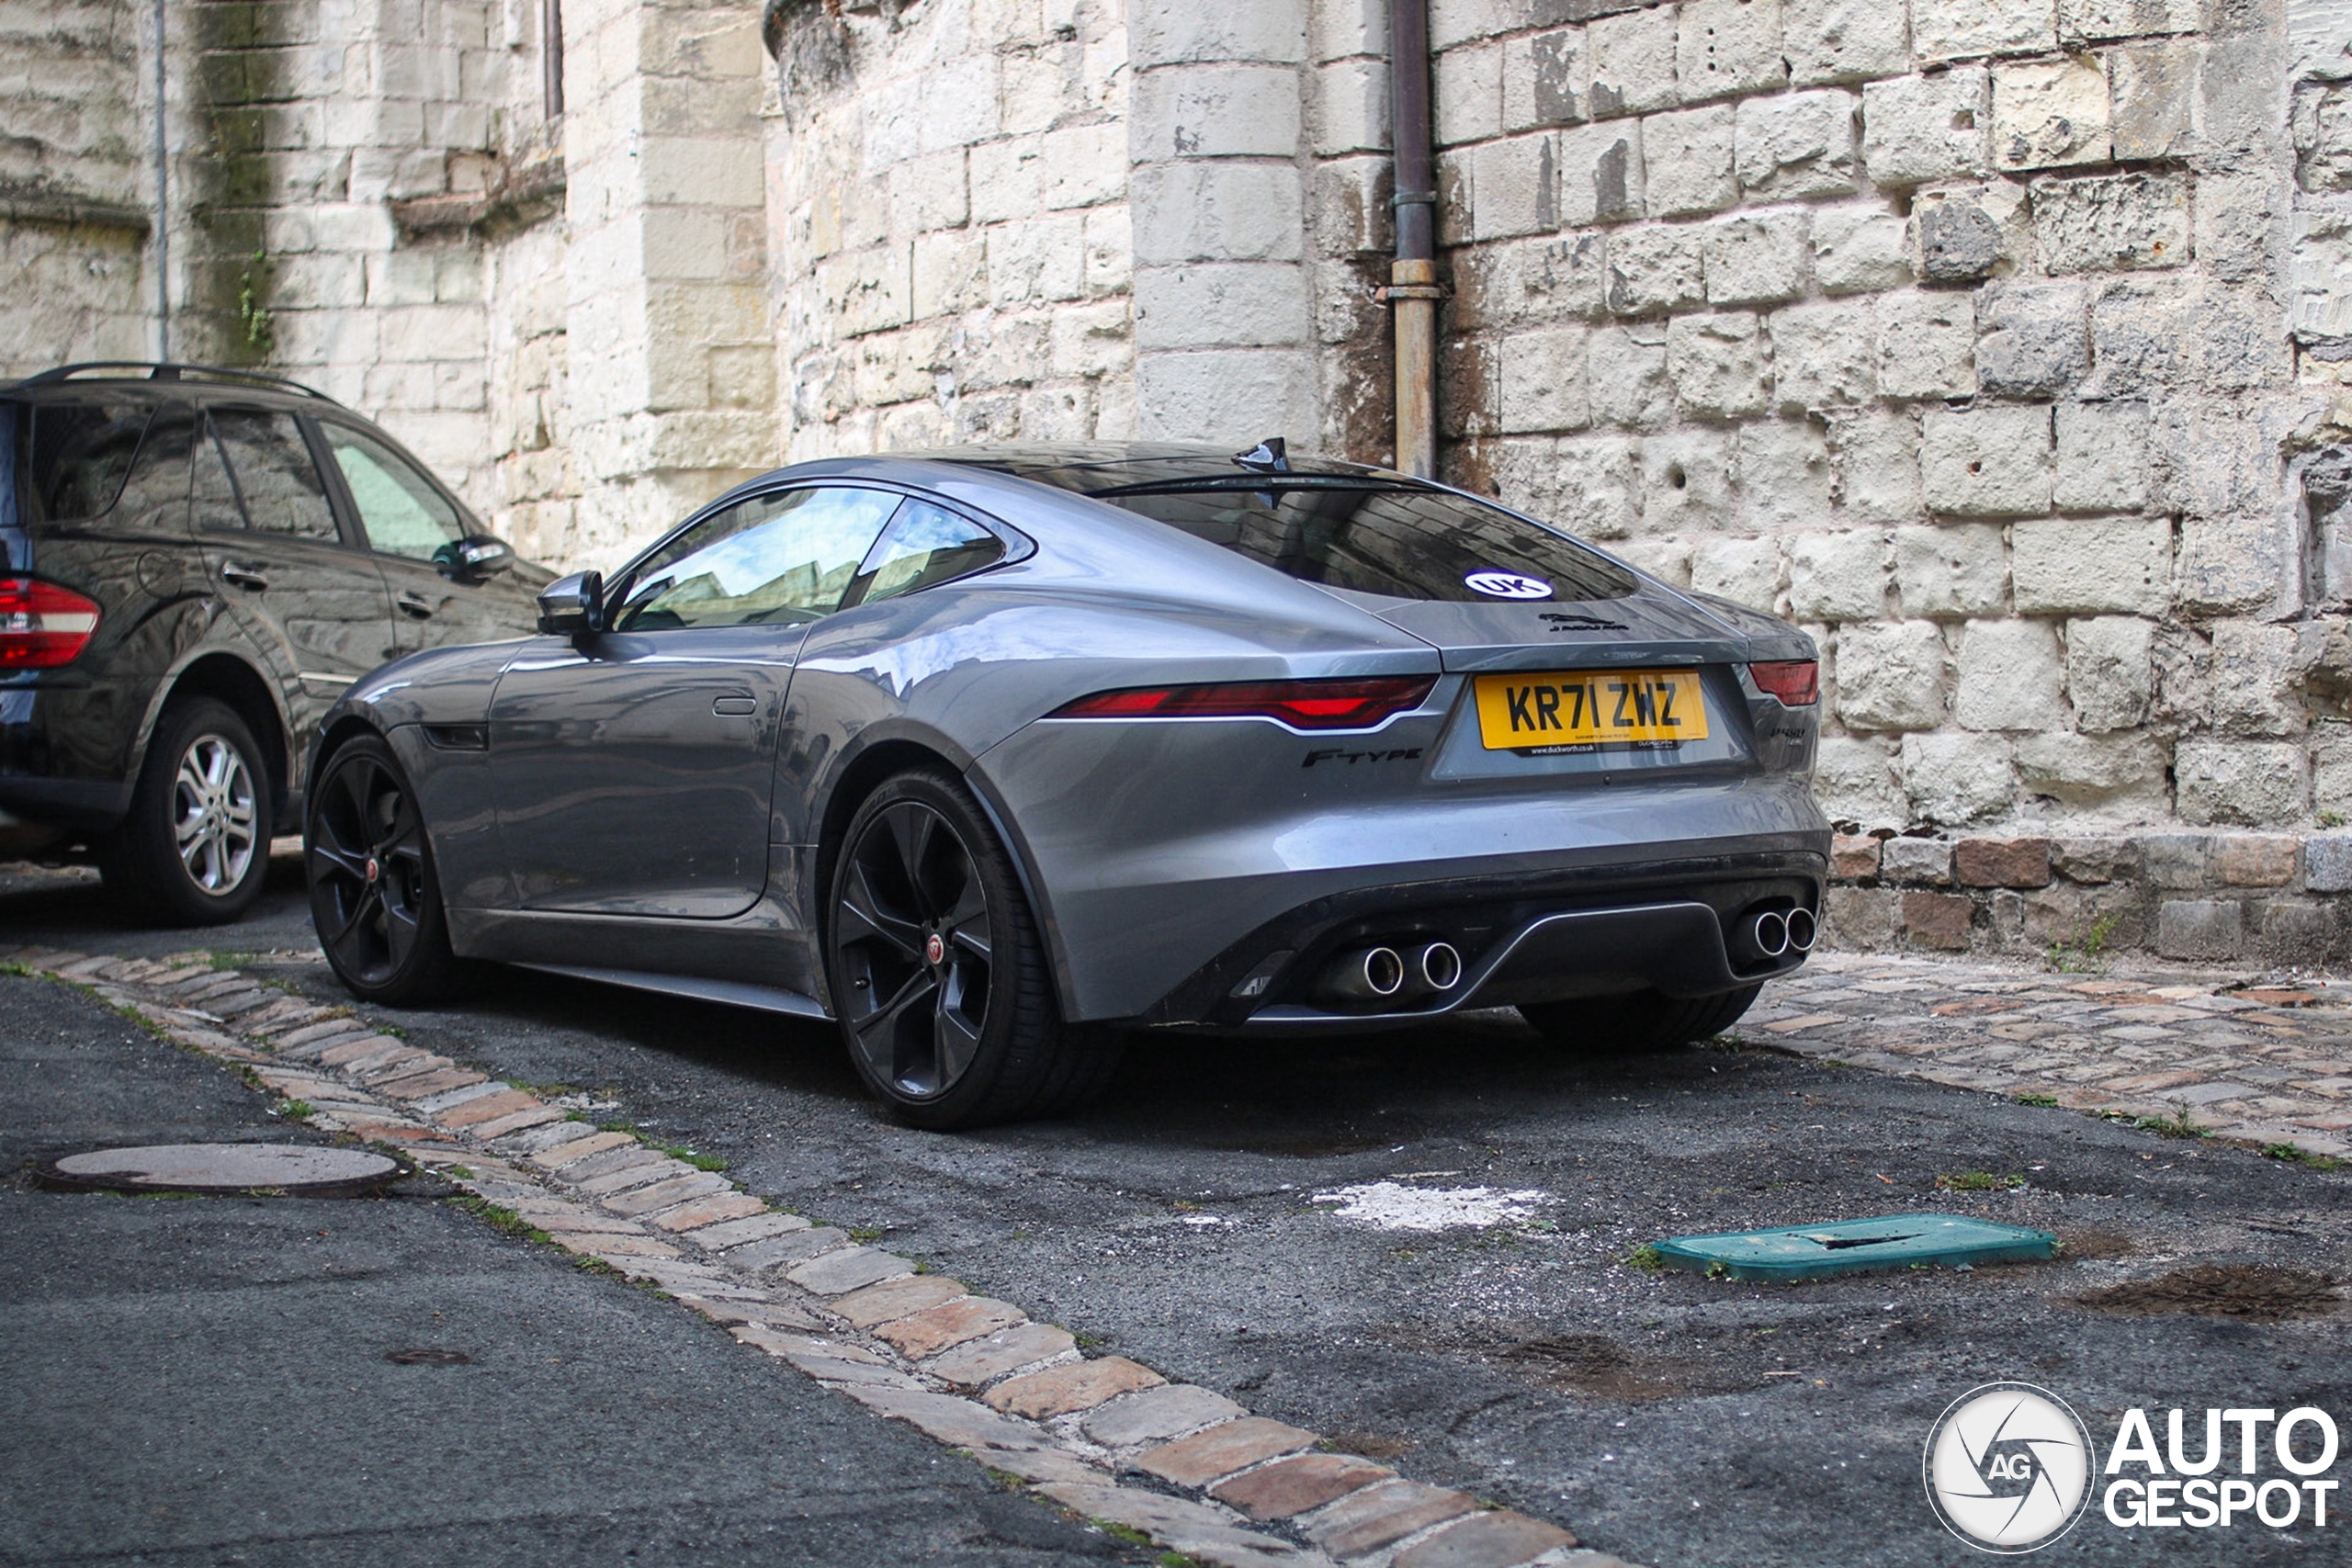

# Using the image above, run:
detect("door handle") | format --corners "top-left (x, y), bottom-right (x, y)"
top-left (395, 591), bottom-right (435, 619)
top-left (220, 560), bottom-right (269, 591)
top-left (712, 694), bottom-right (758, 716)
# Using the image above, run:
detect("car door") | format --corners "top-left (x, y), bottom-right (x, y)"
top-left (311, 417), bottom-right (539, 650)
top-left (193, 406), bottom-right (400, 732)
top-left (485, 482), bottom-right (904, 918)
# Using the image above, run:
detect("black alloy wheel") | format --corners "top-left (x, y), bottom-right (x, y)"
top-left (306, 735), bottom-right (461, 1005)
top-left (826, 769), bottom-right (1119, 1129)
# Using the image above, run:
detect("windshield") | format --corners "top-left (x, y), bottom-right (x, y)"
top-left (1089, 479), bottom-right (1636, 604)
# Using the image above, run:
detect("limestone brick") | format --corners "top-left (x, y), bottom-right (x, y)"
top-left (1913, 181), bottom-right (2030, 285)
top-left (1736, 89), bottom-right (1860, 200)
top-left (2176, 741), bottom-right (2311, 828)
top-left (2110, 41), bottom-right (2202, 163)
top-left (1955, 619), bottom-right (2064, 731)
top-left (1434, 40), bottom-right (1505, 149)
top-left (1589, 323), bottom-right (1671, 427)
top-left (1812, 205), bottom-right (1912, 295)
top-left (1544, 433), bottom-right (1644, 538)
top-left (989, 214), bottom-right (1088, 305)
top-left (1920, 405), bottom-right (2052, 518)
top-left (1914, 0), bottom-right (2057, 64)
top-left (1702, 209), bottom-right (1810, 307)
top-left (2032, 172), bottom-right (2191, 275)
top-left (1503, 28), bottom-right (1590, 132)
top-left (2059, 0), bottom-right (2199, 42)
top-left (1039, 122), bottom-right (1127, 210)
top-left (1637, 426), bottom-right (1737, 533)
top-left (1131, 163), bottom-right (1304, 265)
top-left (2210, 620), bottom-right (2306, 739)
top-left (1838, 621), bottom-right (1948, 732)
top-left (1588, 5), bottom-right (1679, 118)
top-left (1783, 0), bottom-right (1910, 87)
top-left (1676, 0), bottom-right (1787, 104)
top-left (2016, 731), bottom-right (2169, 808)
top-left (1316, 59), bottom-right (1390, 155)
top-left (1133, 264), bottom-right (1306, 349)
top-left (1132, 2), bottom-right (1307, 69)
top-left (2065, 615), bottom-right (2154, 733)
top-left (1827, 408), bottom-right (1923, 521)
top-left (1667, 310), bottom-right (1770, 418)
top-left (1554, 120), bottom-right (1645, 227)
top-left (1902, 732), bottom-right (2018, 824)
top-left (1873, 289), bottom-right (1976, 400)
top-left (2052, 400), bottom-right (2150, 513)
top-left (1641, 107), bottom-right (1737, 220)
top-left (1860, 70), bottom-right (1992, 187)
top-left (2011, 517), bottom-right (2171, 615)
top-left (1786, 529), bottom-right (1890, 622)
top-left (1895, 525), bottom-right (2009, 618)
top-left (1498, 324), bottom-right (1591, 434)
top-left (1770, 299), bottom-right (1873, 412)
top-left (912, 231), bottom-right (988, 318)
top-left (1134, 347), bottom-right (1317, 444)
top-left (1993, 58), bottom-right (2112, 172)
top-left (1603, 223), bottom-right (1705, 315)
top-left (1738, 418), bottom-right (1834, 532)
top-left (1975, 282), bottom-right (2090, 400)
top-left (1690, 535), bottom-right (1784, 613)
top-left (1815, 734), bottom-right (1906, 828)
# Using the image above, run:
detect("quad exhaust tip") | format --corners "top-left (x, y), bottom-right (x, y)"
top-left (1418, 941), bottom-right (1463, 992)
top-left (1785, 907), bottom-right (1817, 953)
top-left (1325, 945), bottom-right (1407, 1002)
top-left (1752, 909), bottom-right (1791, 959)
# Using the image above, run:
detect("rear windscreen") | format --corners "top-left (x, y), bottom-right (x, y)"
top-left (1088, 479), bottom-right (1637, 603)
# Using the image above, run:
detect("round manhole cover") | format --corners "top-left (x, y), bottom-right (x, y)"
top-left (39, 1143), bottom-right (404, 1198)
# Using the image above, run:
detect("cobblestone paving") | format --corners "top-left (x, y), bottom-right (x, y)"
top-left (1747, 953), bottom-right (2352, 1160)
top-left (4, 943), bottom-right (1629, 1568)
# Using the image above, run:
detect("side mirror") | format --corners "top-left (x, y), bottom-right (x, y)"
top-left (537, 570), bottom-right (604, 636)
top-left (442, 534), bottom-right (514, 581)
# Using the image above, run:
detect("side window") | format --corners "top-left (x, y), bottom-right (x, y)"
top-left (320, 423), bottom-right (467, 563)
top-left (851, 500), bottom-right (1004, 605)
top-left (23, 399), bottom-right (150, 522)
top-left (207, 409), bottom-right (339, 541)
top-left (613, 486), bottom-right (901, 632)
top-left (190, 414), bottom-right (244, 533)
top-left (105, 403), bottom-right (198, 536)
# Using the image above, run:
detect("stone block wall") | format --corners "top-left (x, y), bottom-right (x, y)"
top-left (1412, 0), bottom-right (2351, 847)
top-left (0, 0), bottom-right (151, 373)
top-left (1826, 825), bottom-right (2352, 968)
top-left (763, 0), bottom-right (1138, 461)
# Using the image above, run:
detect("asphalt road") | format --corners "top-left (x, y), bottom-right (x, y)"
top-left (0, 908), bottom-right (1146, 1566)
top-left (6, 856), bottom-right (2349, 1567)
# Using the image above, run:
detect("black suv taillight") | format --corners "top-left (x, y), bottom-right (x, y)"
top-left (0, 579), bottom-right (102, 669)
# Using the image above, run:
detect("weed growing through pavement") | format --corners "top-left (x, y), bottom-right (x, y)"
top-left (2136, 1101), bottom-right (2208, 1139)
top-left (2015, 1092), bottom-right (2060, 1107)
top-left (1937, 1171), bottom-right (2027, 1191)
top-left (272, 1099), bottom-right (312, 1120)
top-left (2045, 912), bottom-right (2120, 974)
top-left (1623, 1244), bottom-right (1665, 1273)
top-left (450, 1194), bottom-right (553, 1247)
top-left (2321, 809), bottom-right (2347, 829)
top-left (2263, 1142), bottom-right (2344, 1171)
top-left (594, 1119), bottom-right (728, 1171)
top-left (846, 1226), bottom-right (885, 1243)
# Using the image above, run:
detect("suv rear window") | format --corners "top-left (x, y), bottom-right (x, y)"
top-left (1088, 479), bottom-right (1636, 604)
top-left (12, 398), bottom-right (152, 523)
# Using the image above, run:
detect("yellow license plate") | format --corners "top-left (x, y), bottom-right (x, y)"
top-left (1474, 669), bottom-right (1709, 751)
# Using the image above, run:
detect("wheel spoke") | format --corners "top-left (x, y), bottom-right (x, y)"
top-left (839, 861), bottom-right (923, 957)
top-left (934, 975), bottom-right (983, 1084)
top-left (846, 968), bottom-right (936, 1082)
top-left (884, 805), bottom-right (938, 919)
top-left (327, 882), bottom-right (382, 947)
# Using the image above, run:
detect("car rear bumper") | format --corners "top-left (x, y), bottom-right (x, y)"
top-left (1120, 848), bottom-right (1825, 1031)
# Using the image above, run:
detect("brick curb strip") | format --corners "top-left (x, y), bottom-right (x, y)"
top-left (3, 945), bottom-right (1636, 1568)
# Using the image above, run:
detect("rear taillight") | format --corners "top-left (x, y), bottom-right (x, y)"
top-left (0, 579), bottom-right (101, 670)
top-left (1748, 660), bottom-right (1818, 706)
top-left (1049, 675), bottom-right (1437, 731)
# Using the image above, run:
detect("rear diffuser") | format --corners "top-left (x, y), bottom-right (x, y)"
top-left (1654, 1213), bottom-right (2058, 1281)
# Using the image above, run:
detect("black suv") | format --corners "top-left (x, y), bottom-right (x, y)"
top-left (1, 363), bottom-right (552, 923)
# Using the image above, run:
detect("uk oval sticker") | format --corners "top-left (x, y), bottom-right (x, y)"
top-left (1464, 570), bottom-right (1552, 600)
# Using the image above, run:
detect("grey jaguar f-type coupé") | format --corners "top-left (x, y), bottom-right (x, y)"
top-left (305, 442), bottom-right (1830, 1127)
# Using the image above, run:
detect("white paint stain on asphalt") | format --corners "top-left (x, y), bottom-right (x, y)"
top-left (1311, 1180), bottom-right (1550, 1231)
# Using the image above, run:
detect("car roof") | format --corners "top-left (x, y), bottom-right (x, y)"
top-left (915, 442), bottom-right (1415, 494)
top-left (0, 362), bottom-right (342, 411)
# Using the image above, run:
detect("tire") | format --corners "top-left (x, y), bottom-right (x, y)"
top-left (1521, 984), bottom-right (1763, 1054)
top-left (306, 733), bottom-right (463, 1006)
top-left (96, 697), bottom-right (272, 926)
top-left (823, 768), bottom-right (1116, 1130)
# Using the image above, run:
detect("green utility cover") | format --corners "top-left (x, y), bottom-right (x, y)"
top-left (1654, 1213), bottom-right (2058, 1281)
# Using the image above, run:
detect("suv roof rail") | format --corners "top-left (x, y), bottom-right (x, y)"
top-left (14, 362), bottom-right (342, 404)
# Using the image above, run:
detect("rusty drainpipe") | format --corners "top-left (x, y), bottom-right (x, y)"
top-left (1385, 0), bottom-right (1441, 477)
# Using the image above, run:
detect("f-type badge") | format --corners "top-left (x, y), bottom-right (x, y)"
top-left (1464, 570), bottom-right (1552, 600)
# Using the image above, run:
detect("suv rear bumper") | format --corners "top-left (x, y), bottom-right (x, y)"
top-left (0, 775), bottom-right (131, 832)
